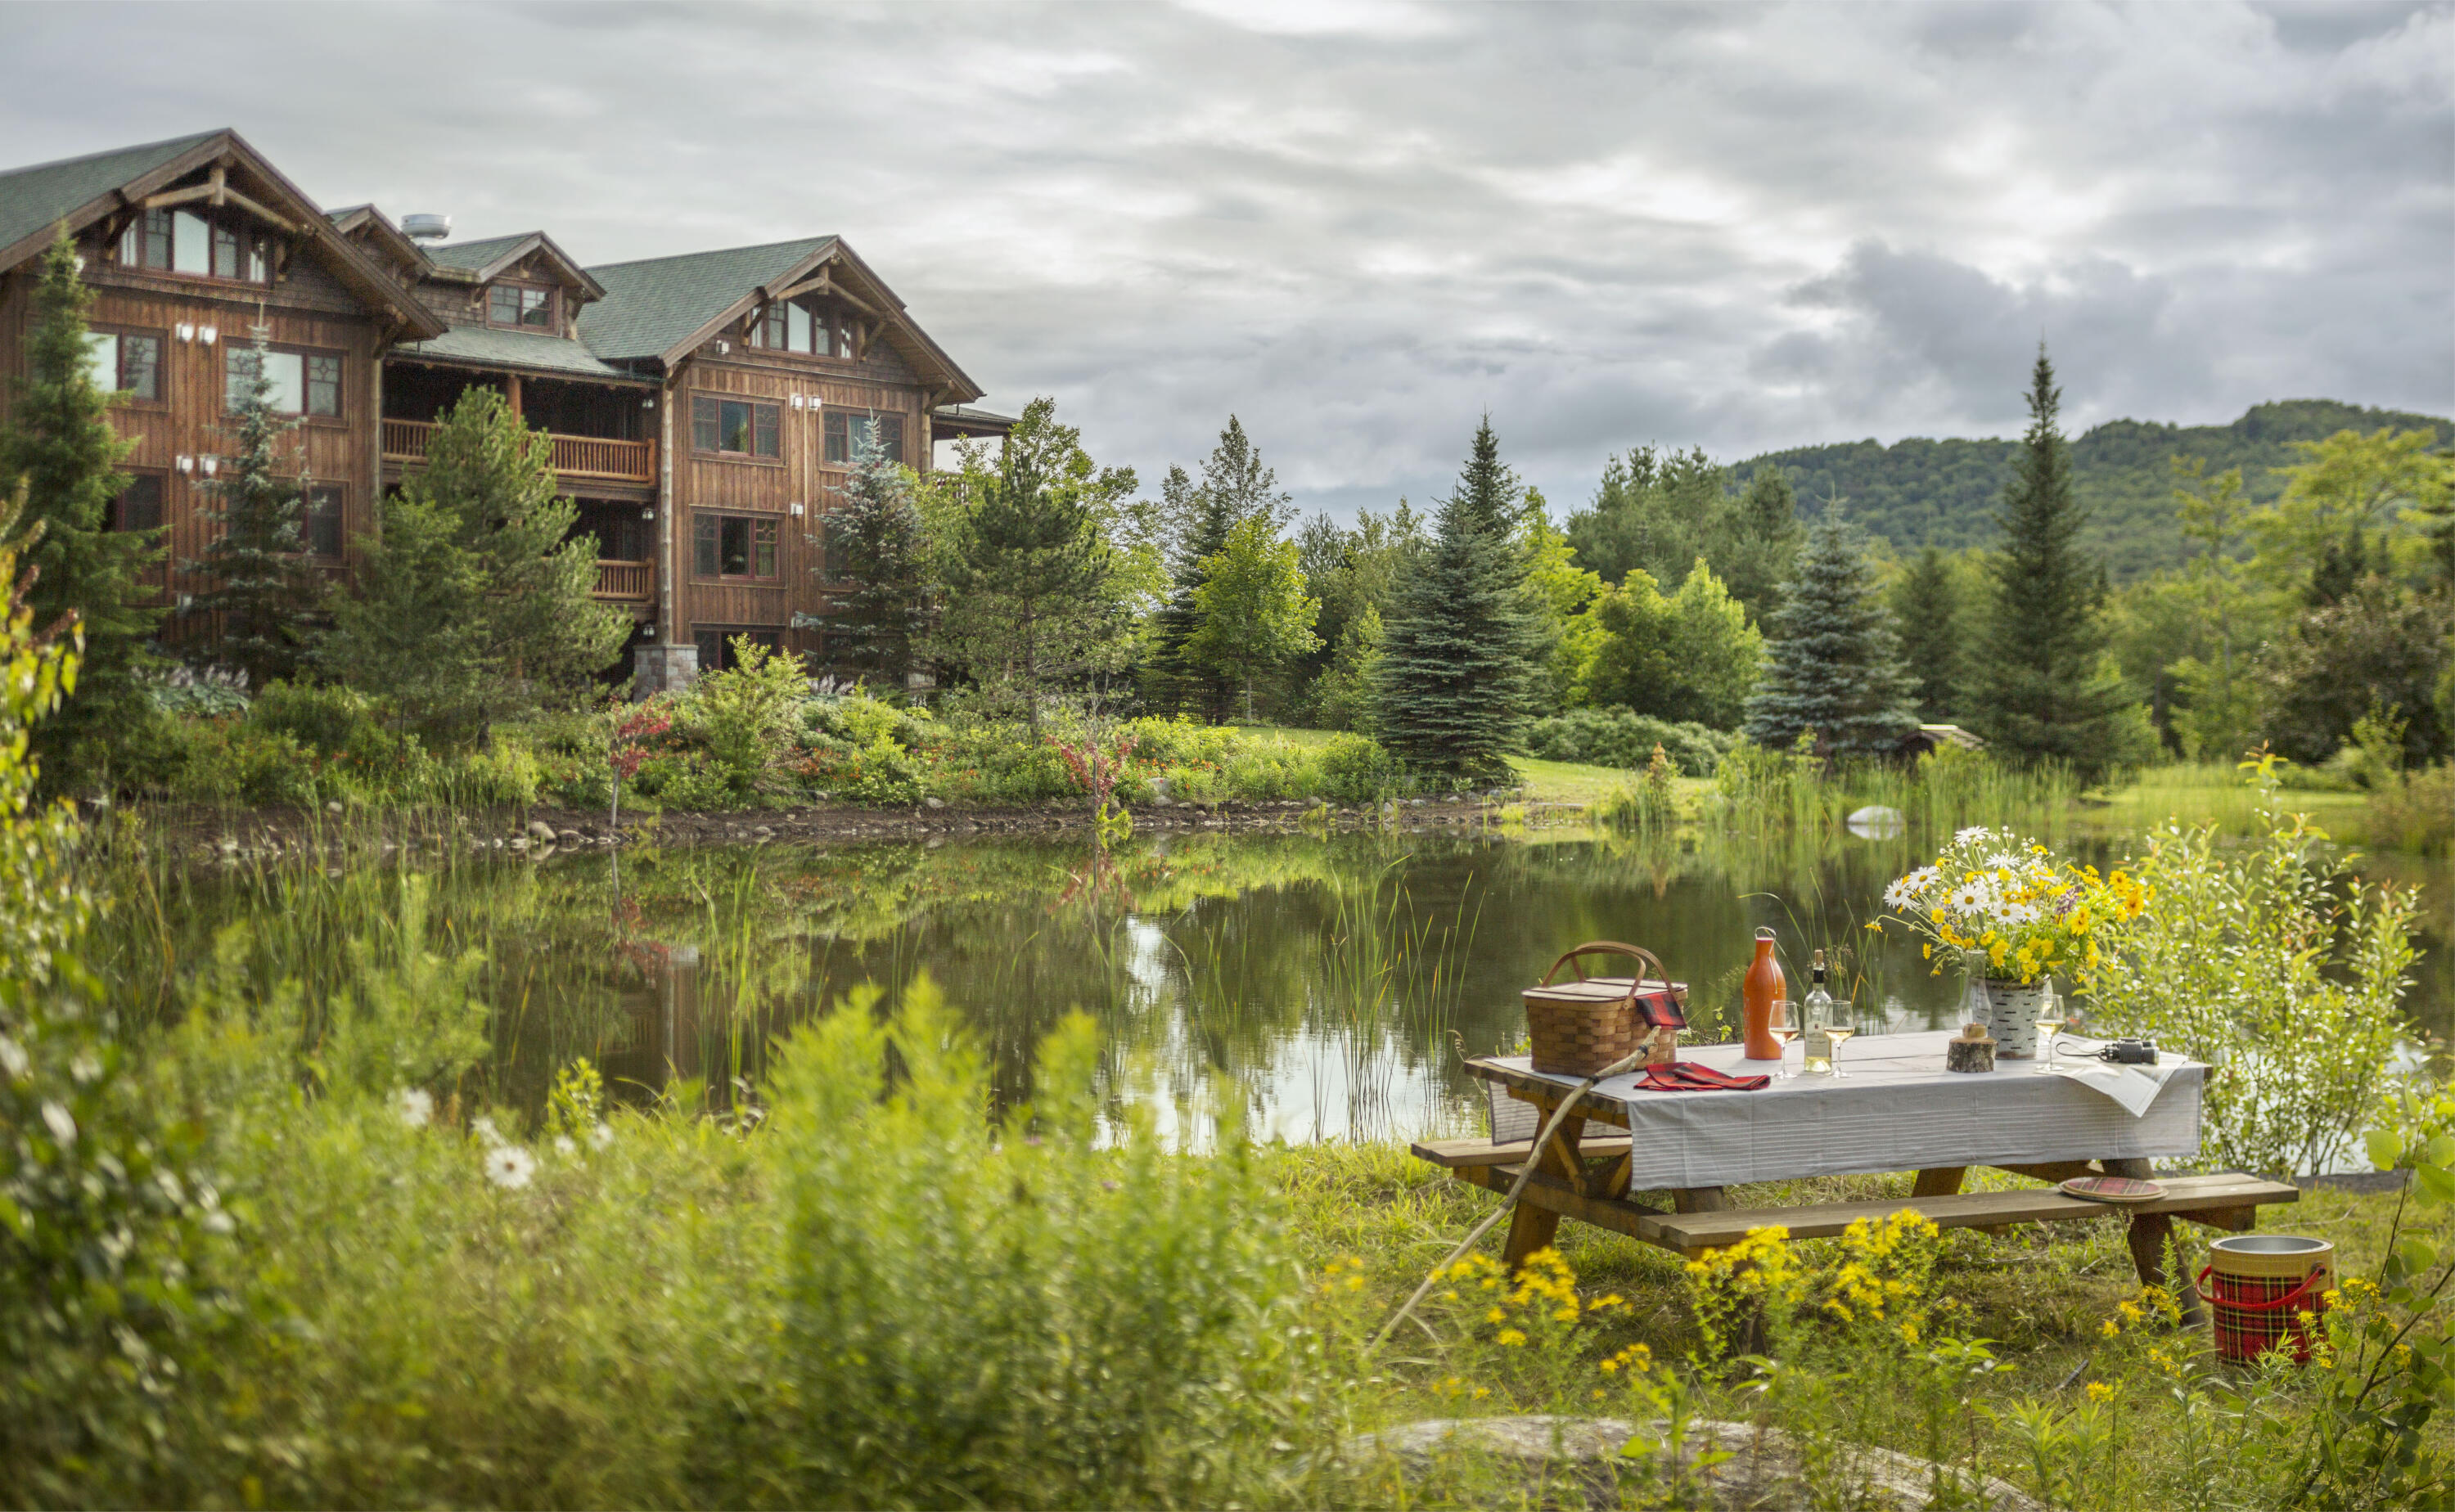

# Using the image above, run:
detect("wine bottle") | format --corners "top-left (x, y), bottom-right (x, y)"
top-left (1802, 949), bottom-right (1836, 1074)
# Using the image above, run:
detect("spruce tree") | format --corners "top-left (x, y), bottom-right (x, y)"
top-left (324, 388), bottom-right (624, 743)
top-left (827, 439), bottom-right (936, 689)
top-left (1890, 545), bottom-right (1962, 720)
top-left (1373, 418), bottom-right (1544, 782)
top-left (1741, 511), bottom-right (1919, 758)
top-left (191, 330), bottom-right (326, 689)
top-left (1967, 349), bottom-right (2129, 774)
top-left (1151, 416), bottom-right (1291, 721)
top-left (0, 227), bottom-right (160, 787)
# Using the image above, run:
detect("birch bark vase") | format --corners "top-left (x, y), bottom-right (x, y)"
top-left (1980, 979), bottom-right (2047, 1059)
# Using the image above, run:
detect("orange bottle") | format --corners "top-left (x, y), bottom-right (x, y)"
top-left (1742, 927), bottom-right (1786, 1060)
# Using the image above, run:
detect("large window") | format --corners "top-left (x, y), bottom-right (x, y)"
top-left (83, 328), bottom-right (163, 402)
top-left (690, 394), bottom-right (781, 458)
top-left (752, 299), bottom-right (837, 358)
top-left (119, 206), bottom-right (272, 285)
top-left (225, 345), bottom-right (342, 419)
top-left (303, 483), bottom-right (345, 560)
top-left (692, 514), bottom-right (779, 580)
top-left (823, 411), bottom-right (903, 466)
top-left (487, 283), bottom-right (558, 331)
top-left (692, 628), bottom-right (783, 675)
top-left (108, 473), bottom-right (164, 536)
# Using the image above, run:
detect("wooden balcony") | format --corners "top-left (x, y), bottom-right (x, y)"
top-left (383, 418), bottom-right (656, 484)
top-left (594, 559), bottom-right (654, 603)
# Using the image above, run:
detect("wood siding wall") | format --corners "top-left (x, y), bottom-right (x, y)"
top-left (669, 340), bottom-right (926, 661)
top-left (0, 255), bottom-right (385, 614)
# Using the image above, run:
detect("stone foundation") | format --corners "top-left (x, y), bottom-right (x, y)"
top-left (632, 642), bottom-right (699, 699)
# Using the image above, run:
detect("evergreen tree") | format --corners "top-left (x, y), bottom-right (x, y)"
top-left (1185, 515), bottom-right (1319, 722)
top-left (0, 228), bottom-right (160, 787)
top-left (937, 398), bottom-right (1124, 733)
top-left (1373, 418), bottom-right (1545, 782)
top-left (1715, 465), bottom-right (1805, 625)
top-left (1968, 349), bottom-right (2130, 775)
top-left (827, 439), bottom-right (936, 689)
top-left (1151, 417), bottom-right (1291, 721)
top-left (324, 388), bottom-right (624, 743)
top-left (190, 330), bottom-right (326, 688)
top-left (1741, 511), bottom-right (1919, 758)
top-left (1889, 545), bottom-right (1963, 720)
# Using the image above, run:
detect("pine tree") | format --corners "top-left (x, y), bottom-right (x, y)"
top-left (827, 439), bottom-right (936, 689)
top-left (1374, 418), bottom-right (1545, 782)
top-left (324, 388), bottom-right (624, 743)
top-left (937, 398), bottom-right (1121, 733)
top-left (1967, 349), bottom-right (2129, 774)
top-left (1151, 416), bottom-right (1291, 721)
top-left (0, 227), bottom-right (160, 787)
top-left (191, 330), bottom-right (326, 688)
top-left (1741, 511), bottom-right (1919, 758)
top-left (1890, 545), bottom-right (1962, 720)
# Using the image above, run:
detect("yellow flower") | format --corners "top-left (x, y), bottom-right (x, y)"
top-left (2085, 1382), bottom-right (2115, 1402)
top-left (1487, 1307), bottom-right (1506, 1324)
top-left (1497, 1329), bottom-right (1527, 1347)
top-left (2101, 1318), bottom-right (2121, 1338)
top-left (1471, 1387), bottom-right (1489, 1401)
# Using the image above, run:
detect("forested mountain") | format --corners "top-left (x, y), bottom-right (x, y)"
top-left (1744, 399), bottom-right (2450, 580)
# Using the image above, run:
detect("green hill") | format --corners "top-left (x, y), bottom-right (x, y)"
top-left (1746, 399), bottom-right (2451, 581)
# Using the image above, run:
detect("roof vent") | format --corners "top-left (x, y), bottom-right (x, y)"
top-left (401, 214), bottom-right (453, 244)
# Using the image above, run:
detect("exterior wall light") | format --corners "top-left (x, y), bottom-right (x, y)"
top-left (199, 326), bottom-right (218, 346)
top-left (174, 455), bottom-right (194, 474)
top-left (177, 324), bottom-right (196, 343)
top-left (200, 456), bottom-right (219, 478)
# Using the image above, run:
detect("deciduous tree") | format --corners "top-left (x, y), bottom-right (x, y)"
top-left (1185, 515), bottom-right (1318, 722)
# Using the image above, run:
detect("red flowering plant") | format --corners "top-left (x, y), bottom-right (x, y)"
top-left (608, 702), bottom-right (675, 829)
top-left (1056, 731), bottom-right (1138, 845)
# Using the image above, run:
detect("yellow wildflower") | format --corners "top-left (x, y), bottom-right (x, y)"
top-left (1498, 1329), bottom-right (1527, 1348)
top-left (2086, 1382), bottom-right (2115, 1402)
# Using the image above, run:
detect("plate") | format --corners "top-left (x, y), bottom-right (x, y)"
top-left (2059, 1176), bottom-right (2166, 1205)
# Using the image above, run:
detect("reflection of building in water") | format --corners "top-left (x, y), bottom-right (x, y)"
top-left (595, 943), bottom-right (709, 1106)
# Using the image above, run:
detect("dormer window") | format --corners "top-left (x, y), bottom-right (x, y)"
top-left (117, 207), bottom-right (273, 285)
top-left (751, 299), bottom-right (838, 358)
top-left (487, 283), bottom-right (558, 331)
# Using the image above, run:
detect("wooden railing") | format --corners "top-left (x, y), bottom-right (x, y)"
top-left (593, 559), bottom-right (654, 602)
top-left (383, 417), bottom-right (655, 484)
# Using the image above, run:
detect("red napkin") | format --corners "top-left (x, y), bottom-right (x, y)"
top-left (1636, 1061), bottom-right (1771, 1093)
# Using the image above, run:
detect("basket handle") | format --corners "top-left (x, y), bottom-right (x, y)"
top-left (2193, 1264), bottom-right (2330, 1312)
top-left (1540, 941), bottom-right (1683, 1006)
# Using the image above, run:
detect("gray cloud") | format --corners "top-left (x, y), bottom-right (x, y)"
top-left (0, 0), bottom-right (2445, 522)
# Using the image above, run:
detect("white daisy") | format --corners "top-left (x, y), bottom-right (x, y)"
top-left (471, 1114), bottom-right (503, 1147)
top-left (41, 1100), bottom-right (75, 1145)
top-left (1955, 826), bottom-right (1993, 844)
top-left (589, 1123), bottom-right (615, 1150)
top-left (484, 1144), bottom-right (538, 1190)
top-left (394, 1088), bottom-right (433, 1128)
top-left (0, 1034), bottom-right (27, 1079)
top-left (552, 1134), bottom-right (577, 1157)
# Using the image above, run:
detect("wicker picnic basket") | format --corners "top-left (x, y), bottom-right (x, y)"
top-left (1523, 941), bottom-right (1688, 1078)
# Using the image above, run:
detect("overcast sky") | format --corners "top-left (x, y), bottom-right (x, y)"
top-left (3, 1), bottom-right (2448, 521)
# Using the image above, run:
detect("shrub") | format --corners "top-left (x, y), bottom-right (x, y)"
top-left (2083, 754), bottom-right (2423, 1177)
top-left (1316, 731), bottom-right (1393, 803)
top-left (685, 639), bottom-right (811, 799)
top-left (768, 980), bottom-right (1300, 1506)
top-left (248, 681), bottom-right (389, 758)
top-left (1526, 706), bottom-right (1731, 776)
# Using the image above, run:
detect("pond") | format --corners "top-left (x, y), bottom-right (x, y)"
top-left (102, 824), bottom-right (2453, 1146)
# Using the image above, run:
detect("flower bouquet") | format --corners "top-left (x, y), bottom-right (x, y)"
top-left (1876, 826), bottom-right (2149, 1056)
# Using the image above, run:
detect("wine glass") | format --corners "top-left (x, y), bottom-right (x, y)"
top-left (1824, 992), bottom-right (1858, 1078)
top-left (1768, 999), bottom-right (1800, 1079)
top-left (2033, 977), bottom-right (2066, 1073)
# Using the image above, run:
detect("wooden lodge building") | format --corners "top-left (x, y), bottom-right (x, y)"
top-left (0, 128), bottom-right (1015, 692)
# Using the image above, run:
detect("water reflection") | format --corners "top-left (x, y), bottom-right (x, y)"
top-left (110, 824), bottom-right (2452, 1145)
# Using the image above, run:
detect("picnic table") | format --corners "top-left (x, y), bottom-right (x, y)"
top-left (1410, 1029), bottom-right (2301, 1325)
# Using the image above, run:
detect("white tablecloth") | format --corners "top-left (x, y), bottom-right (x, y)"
top-left (1483, 1030), bottom-right (2203, 1190)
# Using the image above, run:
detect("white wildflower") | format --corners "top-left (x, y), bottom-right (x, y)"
top-left (202, 1210), bottom-right (236, 1235)
top-left (0, 1034), bottom-right (27, 1079)
top-left (69, 1051), bottom-right (101, 1085)
top-left (589, 1123), bottom-right (615, 1150)
top-left (1955, 826), bottom-right (1993, 844)
top-left (471, 1114), bottom-right (503, 1147)
top-left (483, 1144), bottom-right (538, 1190)
top-left (552, 1134), bottom-right (577, 1157)
top-left (394, 1088), bottom-right (433, 1128)
top-left (40, 1100), bottom-right (75, 1145)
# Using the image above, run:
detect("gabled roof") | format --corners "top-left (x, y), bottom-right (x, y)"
top-left (579, 236), bottom-right (836, 363)
top-left (327, 203), bottom-right (432, 279)
top-left (426, 229), bottom-right (605, 299)
top-left (391, 323), bottom-right (642, 382)
top-left (579, 235), bottom-right (984, 402)
top-left (0, 130), bottom-right (224, 263)
top-left (0, 128), bottom-right (444, 340)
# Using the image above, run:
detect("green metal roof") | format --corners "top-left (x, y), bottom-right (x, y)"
top-left (391, 322), bottom-right (638, 381)
top-left (426, 232), bottom-right (533, 274)
top-left (579, 236), bottom-right (835, 362)
top-left (0, 130), bottom-right (223, 260)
